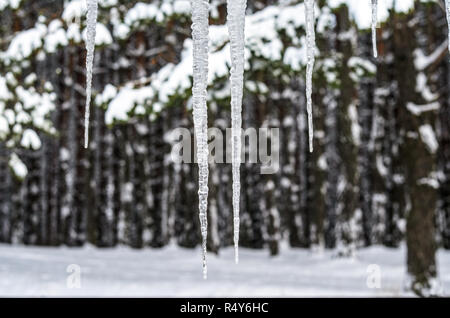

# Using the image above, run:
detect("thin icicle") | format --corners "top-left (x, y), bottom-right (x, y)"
top-left (445, 0), bottom-right (450, 54)
top-left (191, 0), bottom-right (210, 279)
top-left (84, 0), bottom-right (98, 149)
top-left (371, 0), bottom-right (378, 58)
top-left (305, 0), bottom-right (315, 153)
top-left (227, 0), bottom-right (247, 264)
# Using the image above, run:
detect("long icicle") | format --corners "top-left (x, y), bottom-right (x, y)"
top-left (227, 0), bottom-right (247, 264)
top-left (371, 0), bottom-right (378, 58)
top-left (445, 0), bottom-right (450, 53)
top-left (84, 0), bottom-right (98, 149)
top-left (191, 0), bottom-right (210, 279)
top-left (305, 0), bottom-right (315, 153)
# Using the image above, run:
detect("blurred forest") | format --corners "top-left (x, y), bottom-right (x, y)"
top-left (0, 0), bottom-right (449, 295)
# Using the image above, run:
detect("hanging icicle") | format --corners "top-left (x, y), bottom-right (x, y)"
top-left (371, 0), bottom-right (378, 58)
top-left (227, 0), bottom-right (247, 264)
top-left (84, 0), bottom-right (98, 149)
top-left (191, 0), bottom-right (210, 279)
top-left (445, 0), bottom-right (450, 54)
top-left (305, 0), bottom-right (315, 153)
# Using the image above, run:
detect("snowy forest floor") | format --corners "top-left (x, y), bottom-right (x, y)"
top-left (0, 244), bottom-right (449, 297)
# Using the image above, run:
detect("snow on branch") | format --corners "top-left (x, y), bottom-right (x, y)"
top-left (406, 102), bottom-right (440, 116)
top-left (414, 40), bottom-right (448, 71)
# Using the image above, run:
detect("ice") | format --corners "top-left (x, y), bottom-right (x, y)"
top-left (20, 129), bottom-right (42, 150)
top-left (414, 40), bottom-right (448, 71)
top-left (190, 0), bottom-right (210, 279)
top-left (84, 0), bottom-right (98, 148)
top-left (227, 0), bottom-right (247, 264)
top-left (0, 244), bottom-right (449, 296)
top-left (328, 0), bottom-right (414, 29)
top-left (419, 124), bottom-right (438, 154)
top-left (305, 0), bottom-right (315, 152)
top-left (371, 0), bottom-right (378, 58)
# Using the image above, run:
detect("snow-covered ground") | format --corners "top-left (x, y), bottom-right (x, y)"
top-left (0, 243), bottom-right (448, 297)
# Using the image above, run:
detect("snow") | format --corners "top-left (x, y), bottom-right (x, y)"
top-left (318, 154), bottom-right (327, 170)
top-left (0, 77), bottom-right (56, 149)
top-left (120, 1), bottom-right (191, 37)
top-left (124, 0), bottom-right (191, 27)
top-left (2, 24), bottom-right (46, 62)
top-left (348, 57), bottom-right (377, 77)
top-left (0, 117), bottom-right (8, 138)
top-left (102, 55), bottom-right (192, 124)
top-left (191, 0), bottom-right (210, 279)
top-left (14, 86), bottom-right (56, 132)
top-left (102, 2), bottom-right (382, 124)
top-left (173, 0), bottom-right (191, 15)
top-left (0, 0), bottom-right (21, 10)
top-left (0, 244), bottom-right (448, 297)
top-left (104, 85), bottom-right (153, 124)
top-left (414, 40), bottom-right (448, 71)
top-left (62, 0), bottom-right (86, 23)
top-left (416, 73), bottom-right (438, 102)
top-left (284, 47), bottom-right (306, 70)
top-left (0, 76), bottom-right (12, 100)
top-left (348, 104), bottom-right (360, 146)
top-left (45, 20), bottom-right (69, 53)
top-left (0, 2), bottom-right (112, 68)
top-left (376, 155), bottom-right (388, 177)
top-left (418, 176), bottom-right (439, 189)
top-left (125, 3), bottom-right (161, 25)
top-left (67, 23), bottom-right (82, 42)
top-left (83, 23), bottom-right (112, 46)
top-left (227, 0), bottom-right (247, 264)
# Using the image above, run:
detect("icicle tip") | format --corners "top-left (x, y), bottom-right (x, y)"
top-left (84, 116), bottom-right (89, 149)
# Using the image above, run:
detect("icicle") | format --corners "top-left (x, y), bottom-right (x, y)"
top-left (445, 0), bottom-right (450, 54)
top-left (305, 0), bottom-right (315, 153)
top-left (84, 0), bottom-right (98, 149)
top-left (191, 0), bottom-right (210, 279)
top-left (371, 0), bottom-right (378, 58)
top-left (227, 0), bottom-right (247, 264)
